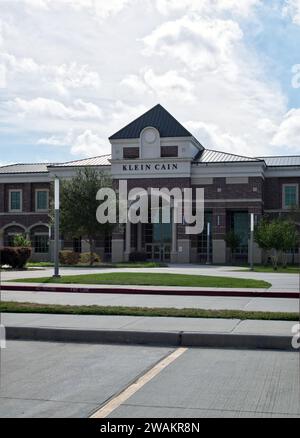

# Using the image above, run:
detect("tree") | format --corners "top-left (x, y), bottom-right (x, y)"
top-left (225, 231), bottom-right (241, 264)
top-left (60, 168), bottom-right (114, 265)
top-left (254, 218), bottom-right (273, 265)
top-left (255, 218), bottom-right (298, 270)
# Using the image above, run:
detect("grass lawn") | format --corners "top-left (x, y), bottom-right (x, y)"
top-left (25, 261), bottom-right (167, 269)
top-left (239, 266), bottom-right (300, 274)
top-left (0, 301), bottom-right (296, 321)
top-left (11, 272), bottom-right (271, 288)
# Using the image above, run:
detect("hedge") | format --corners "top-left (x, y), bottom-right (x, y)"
top-left (0, 247), bottom-right (32, 269)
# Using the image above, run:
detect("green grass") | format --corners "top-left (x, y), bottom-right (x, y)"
top-left (25, 261), bottom-right (166, 269)
top-left (0, 301), bottom-right (296, 321)
top-left (238, 265), bottom-right (300, 274)
top-left (11, 272), bottom-right (271, 288)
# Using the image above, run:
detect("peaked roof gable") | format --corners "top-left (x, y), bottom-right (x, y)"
top-left (109, 104), bottom-right (193, 140)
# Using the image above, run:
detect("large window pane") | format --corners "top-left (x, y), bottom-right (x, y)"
top-left (284, 186), bottom-right (297, 208)
top-left (34, 235), bottom-right (49, 253)
top-left (10, 191), bottom-right (21, 211)
top-left (36, 191), bottom-right (48, 210)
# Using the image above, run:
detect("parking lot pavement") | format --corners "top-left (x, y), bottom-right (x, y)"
top-left (0, 341), bottom-right (172, 418)
top-left (110, 348), bottom-right (300, 418)
top-left (0, 340), bottom-right (299, 418)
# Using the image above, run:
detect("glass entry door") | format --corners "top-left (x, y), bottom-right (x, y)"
top-left (146, 208), bottom-right (172, 262)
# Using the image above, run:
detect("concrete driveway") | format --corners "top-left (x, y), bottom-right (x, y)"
top-left (2, 264), bottom-right (300, 292)
top-left (0, 341), bottom-right (299, 418)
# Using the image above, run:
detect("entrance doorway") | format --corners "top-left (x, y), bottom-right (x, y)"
top-left (145, 208), bottom-right (172, 262)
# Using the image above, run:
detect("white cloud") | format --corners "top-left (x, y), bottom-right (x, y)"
top-left (0, 53), bottom-right (100, 94)
top-left (186, 120), bottom-right (255, 157)
top-left (0, 64), bottom-right (6, 88)
top-left (155, 0), bottom-right (261, 17)
top-left (38, 129), bottom-right (109, 157)
top-left (121, 68), bottom-right (195, 102)
top-left (283, 0), bottom-right (300, 25)
top-left (20, 0), bottom-right (131, 19)
top-left (71, 130), bottom-right (108, 156)
top-left (271, 109), bottom-right (300, 150)
top-left (9, 97), bottom-right (103, 121)
top-left (37, 129), bottom-right (109, 157)
top-left (140, 12), bottom-right (286, 156)
top-left (143, 15), bottom-right (243, 73)
top-left (0, 0), bottom-right (296, 161)
top-left (37, 130), bottom-right (74, 147)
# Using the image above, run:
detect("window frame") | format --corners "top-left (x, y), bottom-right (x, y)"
top-left (160, 146), bottom-right (178, 158)
top-left (123, 147), bottom-right (140, 160)
top-left (35, 189), bottom-right (49, 212)
top-left (282, 184), bottom-right (299, 209)
top-left (33, 233), bottom-right (49, 253)
top-left (9, 189), bottom-right (22, 212)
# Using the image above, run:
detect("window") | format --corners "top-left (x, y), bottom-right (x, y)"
top-left (34, 234), bottom-right (49, 253)
top-left (161, 146), bottom-right (178, 158)
top-left (283, 185), bottom-right (298, 209)
top-left (123, 147), bottom-right (139, 159)
top-left (73, 237), bottom-right (82, 253)
top-left (9, 190), bottom-right (22, 212)
top-left (36, 190), bottom-right (49, 211)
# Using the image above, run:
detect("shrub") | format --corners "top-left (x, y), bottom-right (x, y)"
top-left (12, 234), bottom-right (31, 248)
top-left (0, 247), bottom-right (32, 269)
top-left (59, 250), bottom-right (80, 266)
top-left (79, 252), bottom-right (101, 265)
top-left (129, 251), bottom-right (148, 262)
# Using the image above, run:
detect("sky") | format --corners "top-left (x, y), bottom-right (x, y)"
top-left (0, 0), bottom-right (299, 165)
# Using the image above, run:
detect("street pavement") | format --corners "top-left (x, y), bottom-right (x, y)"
top-left (0, 340), bottom-right (299, 418)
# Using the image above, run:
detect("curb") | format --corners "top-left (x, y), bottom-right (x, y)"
top-left (2, 284), bottom-right (299, 299)
top-left (6, 326), bottom-right (295, 351)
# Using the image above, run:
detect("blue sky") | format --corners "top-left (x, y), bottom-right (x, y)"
top-left (0, 0), bottom-right (299, 165)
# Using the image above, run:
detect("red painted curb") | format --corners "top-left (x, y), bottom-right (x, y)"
top-left (1, 284), bottom-right (299, 299)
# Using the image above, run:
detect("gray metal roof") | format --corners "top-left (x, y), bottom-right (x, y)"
top-left (194, 149), bottom-right (262, 164)
top-left (258, 156), bottom-right (300, 167)
top-left (109, 104), bottom-right (193, 140)
top-left (0, 163), bottom-right (50, 174)
top-left (50, 154), bottom-right (111, 168)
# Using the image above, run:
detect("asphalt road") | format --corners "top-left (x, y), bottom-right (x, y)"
top-left (0, 341), bottom-right (299, 418)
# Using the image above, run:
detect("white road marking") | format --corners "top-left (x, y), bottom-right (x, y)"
top-left (90, 347), bottom-right (188, 418)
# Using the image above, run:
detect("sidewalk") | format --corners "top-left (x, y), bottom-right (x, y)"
top-left (2, 281), bottom-right (299, 298)
top-left (2, 289), bottom-right (299, 313)
top-left (3, 313), bottom-right (299, 351)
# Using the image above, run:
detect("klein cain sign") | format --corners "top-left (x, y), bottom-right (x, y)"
top-left (122, 162), bottom-right (178, 172)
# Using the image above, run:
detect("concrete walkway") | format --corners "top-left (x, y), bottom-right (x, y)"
top-left (1, 264), bottom-right (300, 292)
top-left (2, 312), bottom-right (297, 335)
top-left (3, 313), bottom-right (299, 351)
top-left (2, 289), bottom-right (300, 313)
